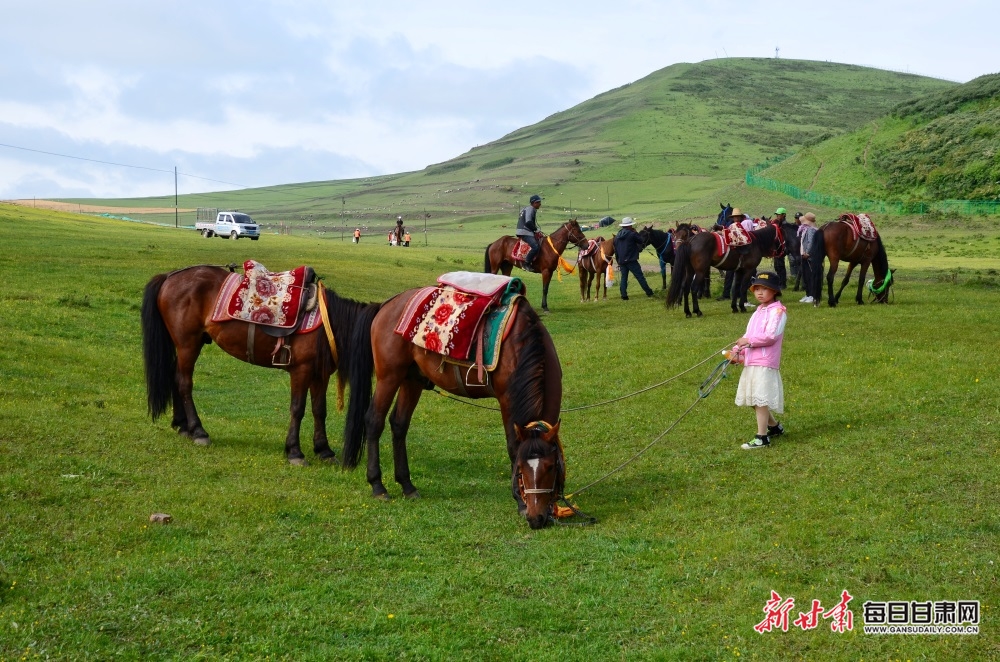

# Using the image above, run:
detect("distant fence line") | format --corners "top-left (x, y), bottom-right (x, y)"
top-left (745, 159), bottom-right (1000, 216)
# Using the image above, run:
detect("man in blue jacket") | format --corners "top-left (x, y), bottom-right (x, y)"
top-left (613, 217), bottom-right (654, 300)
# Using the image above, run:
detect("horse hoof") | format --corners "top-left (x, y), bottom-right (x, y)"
top-left (685, 312), bottom-right (692, 318)
top-left (404, 490), bottom-right (421, 499)
top-left (193, 436), bottom-right (211, 446)
top-left (319, 453), bottom-right (339, 466)
top-left (288, 457), bottom-right (307, 467)
top-left (696, 312), bottom-right (703, 318)
top-left (373, 492), bottom-right (392, 501)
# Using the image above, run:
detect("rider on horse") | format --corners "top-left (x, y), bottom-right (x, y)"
top-left (517, 194), bottom-right (543, 272)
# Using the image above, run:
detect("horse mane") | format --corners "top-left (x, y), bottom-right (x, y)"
top-left (316, 287), bottom-right (376, 380)
top-left (507, 305), bottom-right (548, 427)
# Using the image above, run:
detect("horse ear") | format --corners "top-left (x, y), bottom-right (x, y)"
top-left (540, 421), bottom-right (560, 442)
top-left (514, 424), bottom-right (526, 441)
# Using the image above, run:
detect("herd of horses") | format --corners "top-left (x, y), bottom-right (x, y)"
top-left (141, 207), bottom-right (893, 529)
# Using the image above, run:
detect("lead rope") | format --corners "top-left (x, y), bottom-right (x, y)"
top-left (561, 356), bottom-right (733, 501)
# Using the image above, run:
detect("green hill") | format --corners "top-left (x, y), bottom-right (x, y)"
top-left (57, 58), bottom-right (954, 231)
top-left (762, 73), bottom-right (1000, 204)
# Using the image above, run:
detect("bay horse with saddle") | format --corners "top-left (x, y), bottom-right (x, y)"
top-left (668, 219), bottom-right (786, 316)
top-left (817, 213), bottom-right (894, 306)
top-left (575, 235), bottom-right (616, 302)
top-left (342, 271), bottom-right (565, 529)
top-left (484, 219), bottom-right (588, 312)
top-left (141, 260), bottom-right (375, 464)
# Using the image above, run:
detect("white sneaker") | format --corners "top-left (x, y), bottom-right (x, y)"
top-left (745, 303), bottom-right (756, 309)
top-left (800, 296), bottom-right (814, 303)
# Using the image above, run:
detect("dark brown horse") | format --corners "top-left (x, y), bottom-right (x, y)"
top-left (141, 265), bottom-right (375, 464)
top-left (484, 219), bottom-right (588, 312)
top-left (576, 236), bottom-right (615, 302)
top-left (817, 216), bottom-right (894, 306)
top-left (668, 222), bottom-right (784, 316)
top-left (341, 288), bottom-right (565, 529)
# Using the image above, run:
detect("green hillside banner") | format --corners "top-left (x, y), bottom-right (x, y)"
top-left (746, 159), bottom-right (1000, 216)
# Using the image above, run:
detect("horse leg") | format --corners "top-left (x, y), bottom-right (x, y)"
top-left (686, 272), bottom-right (699, 318)
top-left (541, 271), bottom-right (552, 312)
top-left (387, 379), bottom-right (423, 498)
top-left (174, 345), bottom-right (210, 445)
top-left (826, 258), bottom-right (839, 307)
top-left (854, 261), bottom-right (870, 305)
top-left (731, 269), bottom-right (743, 313)
top-left (309, 374), bottom-right (338, 464)
top-left (283, 367), bottom-right (311, 465)
top-left (834, 263), bottom-right (856, 305)
top-left (363, 373), bottom-right (405, 498)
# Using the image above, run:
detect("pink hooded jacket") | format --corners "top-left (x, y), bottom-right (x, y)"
top-left (741, 300), bottom-right (787, 369)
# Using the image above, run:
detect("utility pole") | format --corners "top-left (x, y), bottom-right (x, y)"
top-left (174, 166), bottom-right (178, 228)
top-left (775, 47), bottom-right (780, 59)
top-left (341, 197), bottom-right (345, 241)
top-left (424, 210), bottom-right (428, 246)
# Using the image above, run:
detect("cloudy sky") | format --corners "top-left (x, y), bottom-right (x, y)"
top-left (1, 0), bottom-right (997, 200)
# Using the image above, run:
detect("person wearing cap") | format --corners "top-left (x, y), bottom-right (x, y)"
top-left (718, 208), bottom-right (753, 300)
top-left (798, 213), bottom-right (820, 304)
top-left (613, 217), bottom-right (654, 300)
top-left (729, 271), bottom-right (787, 449)
top-left (772, 208), bottom-right (789, 289)
top-left (353, 227), bottom-right (361, 243)
top-left (517, 194), bottom-right (543, 272)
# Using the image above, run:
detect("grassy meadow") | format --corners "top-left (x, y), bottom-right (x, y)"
top-left (1, 204), bottom-right (998, 660)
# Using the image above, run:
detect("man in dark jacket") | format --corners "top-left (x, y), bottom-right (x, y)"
top-left (516, 194), bottom-right (543, 272)
top-left (614, 217), bottom-right (654, 300)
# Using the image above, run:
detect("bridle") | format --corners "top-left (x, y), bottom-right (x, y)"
top-left (562, 221), bottom-right (589, 249)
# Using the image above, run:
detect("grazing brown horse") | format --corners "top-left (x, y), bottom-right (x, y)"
top-left (817, 216), bottom-right (894, 306)
top-left (484, 219), bottom-right (588, 312)
top-left (668, 222), bottom-right (784, 316)
top-left (141, 265), bottom-right (375, 464)
top-left (341, 289), bottom-right (565, 529)
top-left (576, 236), bottom-right (615, 302)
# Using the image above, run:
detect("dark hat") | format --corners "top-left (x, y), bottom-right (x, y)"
top-left (529, 194), bottom-right (542, 204)
top-left (794, 212), bottom-right (803, 219)
top-left (748, 271), bottom-right (782, 292)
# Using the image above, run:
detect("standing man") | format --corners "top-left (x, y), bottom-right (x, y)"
top-left (614, 217), bottom-right (654, 300)
top-left (772, 207), bottom-right (789, 288)
top-left (517, 194), bottom-right (543, 272)
top-left (720, 208), bottom-right (752, 300)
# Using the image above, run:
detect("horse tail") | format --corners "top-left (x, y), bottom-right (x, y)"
top-left (341, 301), bottom-right (382, 469)
top-left (141, 274), bottom-right (175, 421)
top-left (666, 241), bottom-right (690, 307)
top-left (484, 243), bottom-right (492, 273)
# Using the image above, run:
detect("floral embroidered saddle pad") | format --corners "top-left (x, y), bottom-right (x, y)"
top-left (713, 224), bottom-right (754, 254)
top-left (394, 272), bottom-right (525, 367)
top-left (511, 232), bottom-right (543, 263)
top-left (211, 260), bottom-right (321, 333)
top-left (578, 238), bottom-right (602, 259)
top-left (839, 213), bottom-right (879, 241)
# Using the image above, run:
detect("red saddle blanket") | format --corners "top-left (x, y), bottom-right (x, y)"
top-left (394, 273), bottom-right (517, 360)
top-left (578, 238), bottom-right (602, 259)
top-left (713, 224), bottom-right (754, 254)
top-left (210, 260), bottom-right (320, 332)
top-left (511, 232), bottom-right (543, 263)
top-left (840, 213), bottom-right (879, 241)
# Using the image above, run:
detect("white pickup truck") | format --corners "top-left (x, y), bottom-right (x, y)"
top-left (195, 211), bottom-right (260, 240)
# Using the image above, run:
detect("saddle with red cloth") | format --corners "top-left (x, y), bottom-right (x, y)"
top-left (712, 223), bottom-right (754, 255)
top-left (511, 232), bottom-right (544, 264)
top-left (211, 260), bottom-right (322, 337)
top-left (839, 213), bottom-right (879, 241)
top-left (394, 272), bottom-right (526, 382)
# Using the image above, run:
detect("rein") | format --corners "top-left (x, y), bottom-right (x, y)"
top-left (866, 269), bottom-right (893, 295)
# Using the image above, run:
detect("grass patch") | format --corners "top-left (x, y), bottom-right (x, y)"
top-left (2, 206), bottom-right (997, 660)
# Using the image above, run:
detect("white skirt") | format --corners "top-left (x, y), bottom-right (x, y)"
top-left (734, 365), bottom-right (784, 413)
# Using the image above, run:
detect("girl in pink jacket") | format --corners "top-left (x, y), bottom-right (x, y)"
top-left (729, 271), bottom-right (787, 449)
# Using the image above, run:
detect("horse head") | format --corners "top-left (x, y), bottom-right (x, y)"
top-left (717, 203), bottom-right (733, 227)
top-left (513, 421), bottom-right (565, 529)
top-left (564, 219), bottom-right (589, 249)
